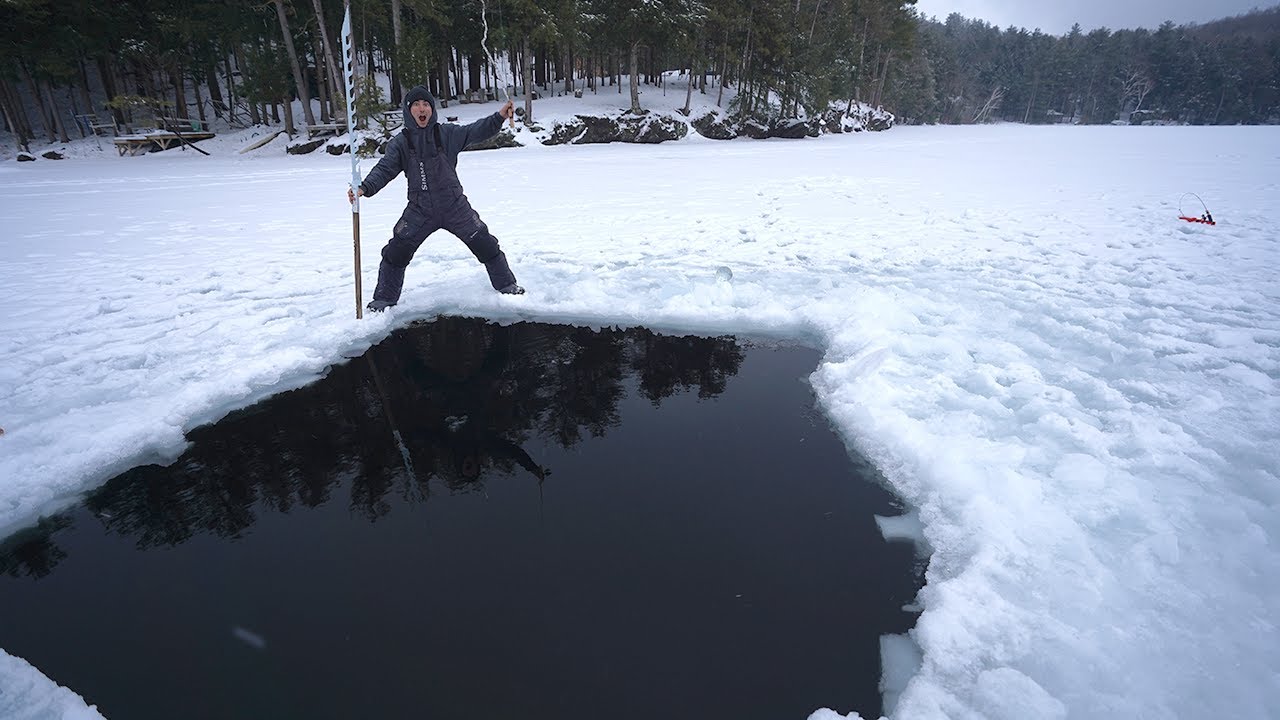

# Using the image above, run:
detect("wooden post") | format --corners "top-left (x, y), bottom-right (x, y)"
top-left (353, 209), bottom-right (362, 319)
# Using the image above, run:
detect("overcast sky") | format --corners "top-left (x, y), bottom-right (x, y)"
top-left (912, 0), bottom-right (1276, 34)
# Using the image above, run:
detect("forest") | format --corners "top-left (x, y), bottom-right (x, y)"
top-left (0, 0), bottom-right (1277, 149)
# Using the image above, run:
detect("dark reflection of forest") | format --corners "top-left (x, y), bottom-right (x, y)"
top-left (1, 317), bottom-right (745, 578)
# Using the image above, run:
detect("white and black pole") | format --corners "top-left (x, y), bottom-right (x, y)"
top-left (342, 3), bottom-right (363, 319)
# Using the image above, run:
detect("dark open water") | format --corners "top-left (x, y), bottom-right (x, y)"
top-left (0, 317), bottom-right (921, 720)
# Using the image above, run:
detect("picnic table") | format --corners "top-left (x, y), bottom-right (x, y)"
top-left (113, 130), bottom-right (216, 156)
top-left (304, 121), bottom-right (347, 139)
top-left (158, 116), bottom-right (208, 133)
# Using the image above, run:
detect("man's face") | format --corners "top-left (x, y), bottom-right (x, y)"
top-left (411, 99), bottom-right (432, 128)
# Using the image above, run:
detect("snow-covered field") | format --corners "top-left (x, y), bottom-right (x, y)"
top-left (2, 90), bottom-right (1278, 719)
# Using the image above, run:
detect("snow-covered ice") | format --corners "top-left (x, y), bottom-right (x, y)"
top-left (1, 95), bottom-right (1278, 719)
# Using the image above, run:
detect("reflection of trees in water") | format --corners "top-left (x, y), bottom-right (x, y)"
top-left (1, 318), bottom-right (744, 578)
top-left (0, 516), bottom-right (71, 580)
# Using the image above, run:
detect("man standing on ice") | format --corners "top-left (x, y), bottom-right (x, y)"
top-left (347, 85), bottom-right (523, 312)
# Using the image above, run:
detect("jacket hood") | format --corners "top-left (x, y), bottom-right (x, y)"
top-left (403, 85), bottom-right (439, 129)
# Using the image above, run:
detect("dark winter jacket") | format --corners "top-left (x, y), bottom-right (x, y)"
top-left (358, 85), bottom-right (505, 203)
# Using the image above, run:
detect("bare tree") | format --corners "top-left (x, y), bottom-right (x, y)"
top-left (971, 85), bottom-right (1004, 123)
top-left (1118, 66), bottom-right (1156, 114)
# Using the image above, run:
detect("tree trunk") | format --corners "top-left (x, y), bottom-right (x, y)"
top-left (522, 36), bottom-right (533, 122)
top-left (283, 91), bottom-right (296, 135)
top-left (563, 48), bottom-right (573, 94)
top-left (272, 0), bottom-right (316, 126)
top-left (21, 64), bottom-right (56, 141)
top-left (740, 13), bottom-right (753, 111)
top-left (439, 48), bottom-right (451, 106)
top-left (236, 46), bottom-right (262, 125)
top-left (97, 56), bottom-right (125, 128)
top-left (313, 35), bottom-right (331, 122)
top-left (311, 0), bottom-right (344, 109)
top-left (193, 73), bottom-right (207, 124)
top-left (873, 49), bottom-right (892, 107)
top-left (223, 54), bottom-right (239, 125)
top-left (76, 58), bottom-right (96, 124)
top-left (683, 53), bottom-right (695, 113)
top-left (0, 76), bottom-right (32, 150)
top-left (454, 47), bottom-right (465, 98)
top-left (628, 42), bottom-right (641, 112)
top-left (468, 53), bottom-right (482, 93)
top-left (206, 63), bottom-right (225, 119)
top-left (171, 67), bottom-right (189, 119)
top-left (44, 79), bottom-right (71, 142)
top-left (390, 0), bottom-right (402, 105)
top-left (717, 46), bottom-right (727, 107)
top-left (857, 20), bottom-right (868, 101)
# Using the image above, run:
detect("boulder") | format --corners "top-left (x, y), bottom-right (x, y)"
top-left (286, 138), bottom-right (326, 155)
top-left (822, 109), bottom-right (845, 134)
top-left (769, 118), bottom-right (810, 139)
top-left (741, 119), bottom-right (771, 139)
top-left (866, 113), bottom-right (893, 132)
top-left (543, 117), bottom-right (586, 145)
top-left (41, 150), bottom-right (65, 160)
top-left (631, 114), bottom-right (687, 143)
top-left (465, 130), bottom-right (523, 151)
top-left (690, 110), bottom-right (736, 140)
top-left (17, 152), bottom-right (36, 162)
top-left (574, 114), bottom-right (621, 144)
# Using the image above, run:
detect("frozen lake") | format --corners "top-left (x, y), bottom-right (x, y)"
top-left (2, 124), bottom-right (1277, 719)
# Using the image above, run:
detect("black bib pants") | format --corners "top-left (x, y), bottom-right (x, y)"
top-left (372, 136), bottom-right (516, 304)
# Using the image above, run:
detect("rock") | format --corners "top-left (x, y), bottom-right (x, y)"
top-left (464, 130), bottom-right (522, 151)
top-left (690, 110), bottom-right (737, 140)
top-left (866, 113), bottom-right (893, 132)
top-left (41, 150), bottom-right (65, 160)
top-left (286, 138), bottom-right (326, 155)
top-left (326, 142), bottom-right (349, 155)
top-left (16, 152), bottom-right (36, 162)
top-left (769, 118), bottom-right (810, 139)
top-left (543, 117), bottom-right (586, 145)
top-left (823, 109), bottom-right (845, 134)
top-left (741, 119), bottom-right (771, 139)
top-left (631, 114), bottom-right (688, 143)
top-left (574, 114), bottom-right (621, 144)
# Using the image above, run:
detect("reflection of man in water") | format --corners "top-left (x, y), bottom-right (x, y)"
top-left (449, 415), bottom-right (548, 485)
top-left (370, 320), bottom-right (550, 492)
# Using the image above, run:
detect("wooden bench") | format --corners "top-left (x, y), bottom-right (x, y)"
top-left (158, 117), bottom-right (208, 133)
top-left (304, 122), bottom-right (347, 139)
top-left (113, 131), bottom-right (216, 156)
top-left (73, 114), bottom-right (118, 136)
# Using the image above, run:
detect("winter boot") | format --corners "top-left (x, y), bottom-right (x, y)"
top-left (483, 251), bottom-right (518, 292)
top-left (371, 260), bottom-right (406, 309)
